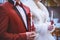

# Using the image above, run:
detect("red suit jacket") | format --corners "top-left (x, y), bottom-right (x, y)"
top-left (0, 2), bottom-right (34, 40)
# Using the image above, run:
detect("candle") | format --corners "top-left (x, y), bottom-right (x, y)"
top-left (51, 10), bottom-right (53, 20)
top-left (50, 10), bottom-right (54, 25)
top-left (31, 13), bottom-right (32, 27)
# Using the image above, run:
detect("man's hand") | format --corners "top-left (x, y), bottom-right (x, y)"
top-left (26, 31), bottom-right (36, 40)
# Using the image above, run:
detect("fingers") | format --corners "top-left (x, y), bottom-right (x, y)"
top-left (48, 25), bottom-right (54, 31)
top-left (29, 33), bottom-right (36, 38)
top-left (26, 32), bottom-right (36, 40)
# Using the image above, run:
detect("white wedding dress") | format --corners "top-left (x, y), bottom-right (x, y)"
top-left (21, 0), bottom-right (55, 40)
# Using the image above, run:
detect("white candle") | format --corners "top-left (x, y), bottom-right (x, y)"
top-left (51, 10), bottom-right (53, 20)
top-left (50, 10), bottom-right (54, 25)
top-left (31, 13), bottom-right (32, 26)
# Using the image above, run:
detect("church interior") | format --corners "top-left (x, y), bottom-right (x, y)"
top-left (0, 0), bottom-right (60, 40)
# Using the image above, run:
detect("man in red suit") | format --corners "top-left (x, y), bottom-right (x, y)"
top-left (0, 0), bottom-right (36, 40)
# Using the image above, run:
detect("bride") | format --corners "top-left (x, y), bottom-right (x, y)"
top-left (21, 0), bottom-right (55, 40)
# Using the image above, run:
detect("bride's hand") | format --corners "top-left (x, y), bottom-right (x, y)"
top-left (48, 25), bottom-right (54, 31)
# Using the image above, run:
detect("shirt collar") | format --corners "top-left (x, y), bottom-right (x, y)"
top-left (12, 0), bottom-right (20, 6)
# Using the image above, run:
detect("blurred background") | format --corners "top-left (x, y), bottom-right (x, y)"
top-left (0, 0), bottom-right (60, 40)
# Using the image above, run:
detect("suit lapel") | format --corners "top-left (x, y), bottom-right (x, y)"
top-left (9, 1), bottom-right (28, 30)
top-left (13, 6), bottom-right (28, 31)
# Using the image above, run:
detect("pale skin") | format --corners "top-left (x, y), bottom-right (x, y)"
top-left (15, 0), bottom-right (20, 3)
top-left (34, 0), bottom-right (41, 3)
